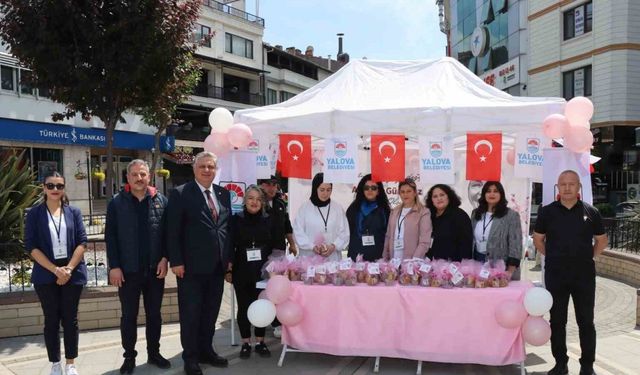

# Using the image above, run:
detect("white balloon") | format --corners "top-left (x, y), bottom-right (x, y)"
top-left (208, 108), bottom-right (234, 133)
top-left (523, 287), bottom-right (553, 317)
top-left (247, 299), bottom-right (277, 328)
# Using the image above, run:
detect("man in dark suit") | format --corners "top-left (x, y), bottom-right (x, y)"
top-left (167, 151), bottom-right (232, 375)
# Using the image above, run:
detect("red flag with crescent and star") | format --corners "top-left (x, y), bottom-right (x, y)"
top-left (279, 134), bottom-right (312, 179)
top-left (371, 134), bottom-right (405, 182)
top-left (466, 133), bottom-right (502, 181)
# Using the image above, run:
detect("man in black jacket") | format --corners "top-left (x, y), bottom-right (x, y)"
top-left (259, 176), bottom-right (296, 254)
top-left (167, 151), bottom-right (232, 375)
top-left (106, 159), bottom-right (171, 374)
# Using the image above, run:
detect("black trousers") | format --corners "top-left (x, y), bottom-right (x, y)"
top-left (118, 272), bottom-right (165, 358)
top-left (545, 260), bottom-right (596, 368)
top-left (34, 283), bottom-right (83, 363)
top-left (233, 277), bottom-right (265, 339)
top-left (177, 267), bottom-right (224, 365)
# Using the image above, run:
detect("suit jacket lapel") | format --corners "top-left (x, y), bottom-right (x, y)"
top-left (40, 205), bottom-right (53, 252)
top-left (63, 206), bottom-right (74, 253)
top-left (191, 181), bottom-right (216, 225)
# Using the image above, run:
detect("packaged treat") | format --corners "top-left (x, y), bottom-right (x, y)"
top-left (326, 262), bottom-right (342, 286)
top-left (381, 261), bottom-right (398, 286)
top-left (475, 266), bottom-right (490, 288)
top-left (418, 261), bottom-right (433, 287)
top-left (343, 268), bottom-right (357, 286)
top-left (287, 257), bottom-right (304, 281)
top-left (365, 262), bottom-right (380, 286)
top-left (399, 260), bottom-right (418, 285)
top-left (460, 260), bottom-right (477, 288)
top-left (314, 264), bottom-right (328, 285)
top-left (338, 259), bottom-right (355, 285)
top-left (355, 255), bottom-right (367, 283)
top-left (303, 265), bottom-right (315, 285)
top-left (433, 260), bottom-right (453, 289)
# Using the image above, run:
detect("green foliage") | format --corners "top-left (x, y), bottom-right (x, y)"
top-left (0, 151), bottom-right (41, 263)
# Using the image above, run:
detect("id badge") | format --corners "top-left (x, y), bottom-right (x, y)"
top-left (246, 247), bottom-right (262, 262)
top-left (393, 238), bottom-right (403, 251)
top-left (53, 242), bottom-right (67, 260)
top-left (362, 235), bottom-right (375, 246)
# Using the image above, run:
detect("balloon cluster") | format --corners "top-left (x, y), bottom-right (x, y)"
top-left (247, 276), bottom-right (304, 329)
top-left (495, 287), bottom-right (553, 346)
top-left (542, 96), bottom-right (594, 153)
top-left (203, 108), bottom-right (253, 156)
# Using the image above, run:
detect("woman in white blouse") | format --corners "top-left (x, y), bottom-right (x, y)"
top-left (293, 173), bottom-right (350, 261)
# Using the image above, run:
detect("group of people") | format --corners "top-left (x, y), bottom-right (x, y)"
top-left (24, 150), bottom-right (606, 375)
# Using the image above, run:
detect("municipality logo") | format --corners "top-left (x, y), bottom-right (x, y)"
top-left (334, 140), bottom-right (347, 158)
top-left (526, 138), bottom-right (540, 154)
top-left (247, 139), bottom-right (259, 152)
top-left (429, 142), bottom-right (443, 158)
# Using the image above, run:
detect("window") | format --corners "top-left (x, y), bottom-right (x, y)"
top-left (19, 70), bottom-right (34, 95)
top-left (225, 33), bottom-right (253, 59)
top-left (1, 65), bottom-right (15, 91)
top-left (280, 91), bottom-right (295, 102)
top-left (564, 1), bottom-right (592, 40)
top-left (266, 88), bottom-right (278, 105)
top-left (562, 65), bottom-right (592, 100)
top-left (194, 24), bottom-right (212, 48)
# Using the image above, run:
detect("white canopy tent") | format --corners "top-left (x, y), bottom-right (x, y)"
top-left (235, 57), bottom-right (566, 137)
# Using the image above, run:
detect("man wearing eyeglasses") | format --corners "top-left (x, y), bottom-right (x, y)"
top-left (166, 151), bottom-right (232, 375)
top-left (105, 159), bottom-right (171, 374)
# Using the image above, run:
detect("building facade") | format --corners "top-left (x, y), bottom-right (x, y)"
top-left (439, 0), bottom-right (529, 95)
top-left (527, 0), bottom-right (640, 202)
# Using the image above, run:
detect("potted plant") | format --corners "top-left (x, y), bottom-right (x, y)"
top-left (92, 169), bottom-right (106, 181)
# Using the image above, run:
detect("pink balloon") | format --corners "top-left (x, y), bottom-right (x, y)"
top-left (203, 132), bottom-right (231, 156)
top-left (506, 149), bottom-right (515, 166)
top-left (495, 300), bottom-right (528, 329)
top-left (522, 316), bottom-right (551, 346)
top-left (542, 114), bottom-right (569, 139)
top-left (564, 126), bottom-right (593, 153)
top-left (227, 123), bottom-right (253, 148)
top-left (258, 290), bottom-right (268, 300)
top-left (276, 300), bottom-right (304, 327)
top-left (265, 275), bottom-right (292, 305)
top-left (565, 96), bottom-right (594, 125)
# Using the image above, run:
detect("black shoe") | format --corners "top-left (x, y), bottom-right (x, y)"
top-left (119, 358), bottom-right (135, 374)
top-left (254, 342), bottom-right (271, 358)
top-left (239, 343), bottom-right (251, 359)
top-left (184, 362), bottom-right (203, 375)
top-left (579, 367), bottom-right (596, 375)
top-left (147, 352), bottom-right (171, 369)
top-left (548, 363), bottom-right (569, 375)
top-left (198, 352), bottom-right (228, 367)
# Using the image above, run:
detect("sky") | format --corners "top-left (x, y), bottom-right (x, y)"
top-left (245, 0), bottom-right (446, 61)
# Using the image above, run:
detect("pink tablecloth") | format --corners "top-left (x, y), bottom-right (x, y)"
top-left (282, 281), bottom-right (532, 366)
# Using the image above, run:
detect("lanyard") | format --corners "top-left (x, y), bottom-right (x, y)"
top-left (482, 213), bottom-right (494, 241)
top-left (47, 208), bottom-right (63, 244)
top-left (397, 208), bottom-right (411, 239)
top-left (317, 205), bottom-right (331, 232)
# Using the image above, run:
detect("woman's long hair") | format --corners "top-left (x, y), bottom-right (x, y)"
top-left (43, 171), bottom-right (69, 206)
top-left (473, 181), bottom-right (508, 220)
top-left (347, 174), bottom-right (390, 214)
top-left (243, 184), bottom-right (266, 215)
top-left (425, 184), bottom-right (461, 213)
top-left (398, 178), bottom-right (422, 207)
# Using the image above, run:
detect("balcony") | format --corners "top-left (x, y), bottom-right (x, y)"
top-left (201, 0), bottom-right (265, 27)
top-left (192, 84), bottom-right (264, 106)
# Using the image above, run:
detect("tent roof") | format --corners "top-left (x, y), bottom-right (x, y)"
top-left (235, 57), bottom-right (566, 136)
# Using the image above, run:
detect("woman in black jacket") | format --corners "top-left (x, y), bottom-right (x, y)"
top-left (346, 174), bottom-right (390, 261)
top-left (425, 184), bottom-right (473, 261)
top-left (228, 185), bottom-right (275, 359)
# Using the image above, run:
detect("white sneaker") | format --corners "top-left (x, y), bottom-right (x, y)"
top-left (65, 364), bottom-right (79, 375)
top-left (50, 362), bottom-right (62, 375)
top-left (273, 326), bottom-right (282, 338)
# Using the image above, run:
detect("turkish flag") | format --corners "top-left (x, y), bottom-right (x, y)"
top-left (279, 134), bottom-right (312, 179)
top-left (466, 133), bottom-right (502, 181)
top-left (371, 134), bottom-right (405, 182)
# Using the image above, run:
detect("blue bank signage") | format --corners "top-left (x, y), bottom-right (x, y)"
top-left (0, 118), bottom-right (173, 151)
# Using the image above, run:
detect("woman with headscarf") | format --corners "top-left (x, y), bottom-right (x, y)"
top-left (292, 173), bottom-right (350, 261)
top-left (346, 174), bottom-right (390, 261)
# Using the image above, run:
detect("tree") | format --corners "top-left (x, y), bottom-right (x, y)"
top-left (0, 151), bottom-right (41, 264)
top-left (0, 0), bottom-right (202, 197)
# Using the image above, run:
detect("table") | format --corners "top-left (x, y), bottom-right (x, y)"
top-left (280, 281), bottom-right (532, 372)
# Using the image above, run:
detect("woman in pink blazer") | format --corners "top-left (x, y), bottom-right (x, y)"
top-left (383, 178), bottom-right (432, 260)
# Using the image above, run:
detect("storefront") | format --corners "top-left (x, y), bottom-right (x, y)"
top-left (0, 118), bottom-right (168, 213)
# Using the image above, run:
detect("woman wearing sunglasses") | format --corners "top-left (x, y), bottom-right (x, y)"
top-left (24, 172), bottom-right (87, 375)
top-left (346, 174), bottom-right (390, 261)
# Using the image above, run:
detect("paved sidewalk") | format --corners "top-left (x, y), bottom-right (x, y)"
top-left (0, 261), bottom-right (637, 375)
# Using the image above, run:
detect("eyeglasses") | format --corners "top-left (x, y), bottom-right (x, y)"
top-left (363, 185), bottom-right (378, 191)
top-left (45, 183), bottom-right (65, 190)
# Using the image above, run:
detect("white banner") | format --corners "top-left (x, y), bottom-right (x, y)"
top-left (542, 148), bottom-right (592, 205)
top-left (249, 138), bottom-right (273, 179)
top-left (322, 136), bottom-right (359, 183)
top-left (419, 136), bottom-right (455, 185)
top-left (514, 133), bottom-right (552, 183)
top-left (215, 150), bottom-right (257, 187)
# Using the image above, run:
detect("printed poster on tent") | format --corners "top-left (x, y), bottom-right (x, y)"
top-left (514, 133), bottom-right (551, 183)
top-left (322, 136), bottom-right (359, 183)
top-left (248, 138), bottom-right (274, 179)
top-left (419, 136), bottom-right (455, 185)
